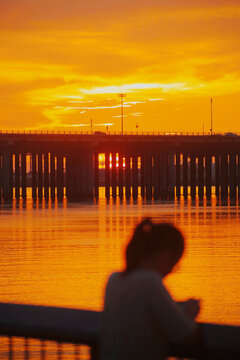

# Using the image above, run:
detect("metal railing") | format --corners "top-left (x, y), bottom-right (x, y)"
top-left (0, 303), bottom-right (99, 360)
top-left (0, 302), bottom-right (239, 359)
top-left (0, 130), bottom-right (239, 136)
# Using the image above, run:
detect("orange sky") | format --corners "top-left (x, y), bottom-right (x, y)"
top-left (1, 0), bottom-right (240, 133)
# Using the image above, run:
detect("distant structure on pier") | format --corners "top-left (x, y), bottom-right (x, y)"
top-left (0, 131), bottom-right (240, 201)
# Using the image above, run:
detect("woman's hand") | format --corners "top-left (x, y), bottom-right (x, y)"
top-left (182, 299), bottom-right (201, 320)
top-left (178, 299), bottom-right (201, 320)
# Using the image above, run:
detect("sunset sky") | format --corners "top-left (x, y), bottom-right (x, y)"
top-left (1, 0), bottom-right (240, 133)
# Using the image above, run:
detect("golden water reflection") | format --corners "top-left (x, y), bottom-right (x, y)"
top-left (0, 192), bottom-right (239, 326)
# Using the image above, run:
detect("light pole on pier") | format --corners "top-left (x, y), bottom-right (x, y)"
top-left (118, 93), bottom-right (126, 134)
top-left (90, 118), bottom-right (93, 134)
top-left (210, 98), bottom-right (213, 135)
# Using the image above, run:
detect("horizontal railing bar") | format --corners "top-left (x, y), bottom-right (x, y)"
top-left (0, 302), bottom-right (99, 345)
top-left (0, 302), bottom-right (239, 358)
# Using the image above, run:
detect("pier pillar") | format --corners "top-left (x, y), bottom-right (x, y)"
top-left (44, 153), bottom-right (49, 199)
top-left (78, 150), bottom-right (94, 199)
top-left (15, 154), bottom-right (20, 199)
top-left (229, 153), bottom-right (237, 199)
top-left (32, 152), bottom-right (37, 199)
top-left (215, 155), bottom-right (220, 198)
top-left (118, 154), bottom-right (124, 199)
top-left (125, 155), bottom-right (131, 200)
top-left (2, 149), bottom-right (13, 200)
top-left (175, 152), bottom-right (181, 198)
top-left (183, 154), bottom-right (188, 198)
top-left (65, 154), bottom-right (71, 199)
top-left (198, 154), bottom-right (204, 198)
top-left (238, 154), bottom-right (240, 200)
top-left (66, 153), bottom-right (75, 199)
top-left (153, 154), bottom-right (160, 200)
top-left (57, 154), bottom-right (64, 199)
top-left (205, 154), bottom-right (212, 199)
top-left (146, 153), bottom-right (152, 200)
top-left (21, 153), bottom-right (27, 199)
top-left (221, 154), bottom-right (228, 199)
top-left (94, 153), bottom-right (99, 199)
top-left (74, 155), bottom-right (81, 199)
top-left (38, 153), bottom-right (43, 198)
top-left (140, 155), bottom-right (145, 199)
top-left (112, 153), bottom-right (117, 198)
top-left (105, 152), bottom-right (110, 198)
top-left (50, 153), bottom-right (55, 199)
top-left (190, 154), bottom-right (196, 198)
top-left (168, 151), bottom-right (175, 200)
top-left (0, 155), bottom-right (1, 197)
top-left (132, 155), bottom-right (138, 200)
top-left (160, 152), bottom-right (168, 200)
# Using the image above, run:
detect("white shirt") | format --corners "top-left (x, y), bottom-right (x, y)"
top-left (100, 270), bottom-right (196, 360)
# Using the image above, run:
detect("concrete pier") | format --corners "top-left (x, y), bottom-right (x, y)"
top-left (146, 153), bottom-right (152, 200)
top-left (0, 133), bottom-right (240, 201)
top-left (190, 154), bottom-right (196, 198)
top-left (132, 155), bottom-right (138, 199)
top-left (215, 155), bottom-right (220, 198)
top-left (50, 153), bottom-right (55, 199)
top-left (0, 156), bottom-right (1, 195)
top-left (221, 153), bottom-right (228, 199)
top-left (94, 153), bottom-right (99, 199)
top-left (183, 154), bottom-right (188, 198)
top-left (175, 153), bottom-right (180, 198)
top-left (112, 153), bottom-right (117, 199)
top-left (238, 154), bottom-right (240, 200)
top-left (15, 154), bottom-right (20, 199)
top-left (118, 153), bottom-right (124, 199)
top-left (168, 152), bottom-right (175, 200)
top-left (21, 153), bottom-right (27, 199)
top-left (2, 149), bottom-right (13, 200)
top-left (229, 153), bottom-right (237, 199)
top-left (57, 155), bottom-right (64, 199)
top-left (205, 154), bottom-right (212, 198)
top-left (44, 153), bottom-right (49, 199)
top-left (153, 154), bottom-right (160, 200)
top-left (125, 155), bottom-right (131, 200)
top-left (198, 154), bottom-right (204, 198)
top-left (38, 153), bottom-right (43, 198)
top-left (140, 155), bottom-right (145, 198)
top-left (32, 153), bottom-right (37, 198)
top-left (105, 152), bottom-right (110, 198)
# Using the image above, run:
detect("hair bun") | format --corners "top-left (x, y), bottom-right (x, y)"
top-left (142, 223), bottom-right (152, 233)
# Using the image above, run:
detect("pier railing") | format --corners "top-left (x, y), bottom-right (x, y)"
top-left (0, 302), bottom-right (239, 360)
top-left (0, 129), bottom-right (239, 136)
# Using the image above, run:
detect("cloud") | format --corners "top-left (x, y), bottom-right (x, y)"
top-left (1, 0), bottom-right (240, 131)
top-left (82, 82), bottom-right (188, 94)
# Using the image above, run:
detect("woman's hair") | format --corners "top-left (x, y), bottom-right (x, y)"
top-left (125, 218), bottom-right (184, 273)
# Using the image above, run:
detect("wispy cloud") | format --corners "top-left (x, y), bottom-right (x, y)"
top-left (148, 98), bottom-right (164, 101)
top-left (82, 82), bottom-right (188, 94)
top-left (55, 104), bottom-right (132, 110)
top-left (130, 112), bottom-right (143, 117)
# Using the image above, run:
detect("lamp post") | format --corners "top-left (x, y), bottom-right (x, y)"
top-left (210, 98), bottom-right (213, 135)
top-left (90, 118), bottom-right (93, 134)
top-left (118, 93), bottom-right (126, 134)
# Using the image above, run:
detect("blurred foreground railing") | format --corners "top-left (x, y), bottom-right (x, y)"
top-left (0, 302), bottom-right (239, 359)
